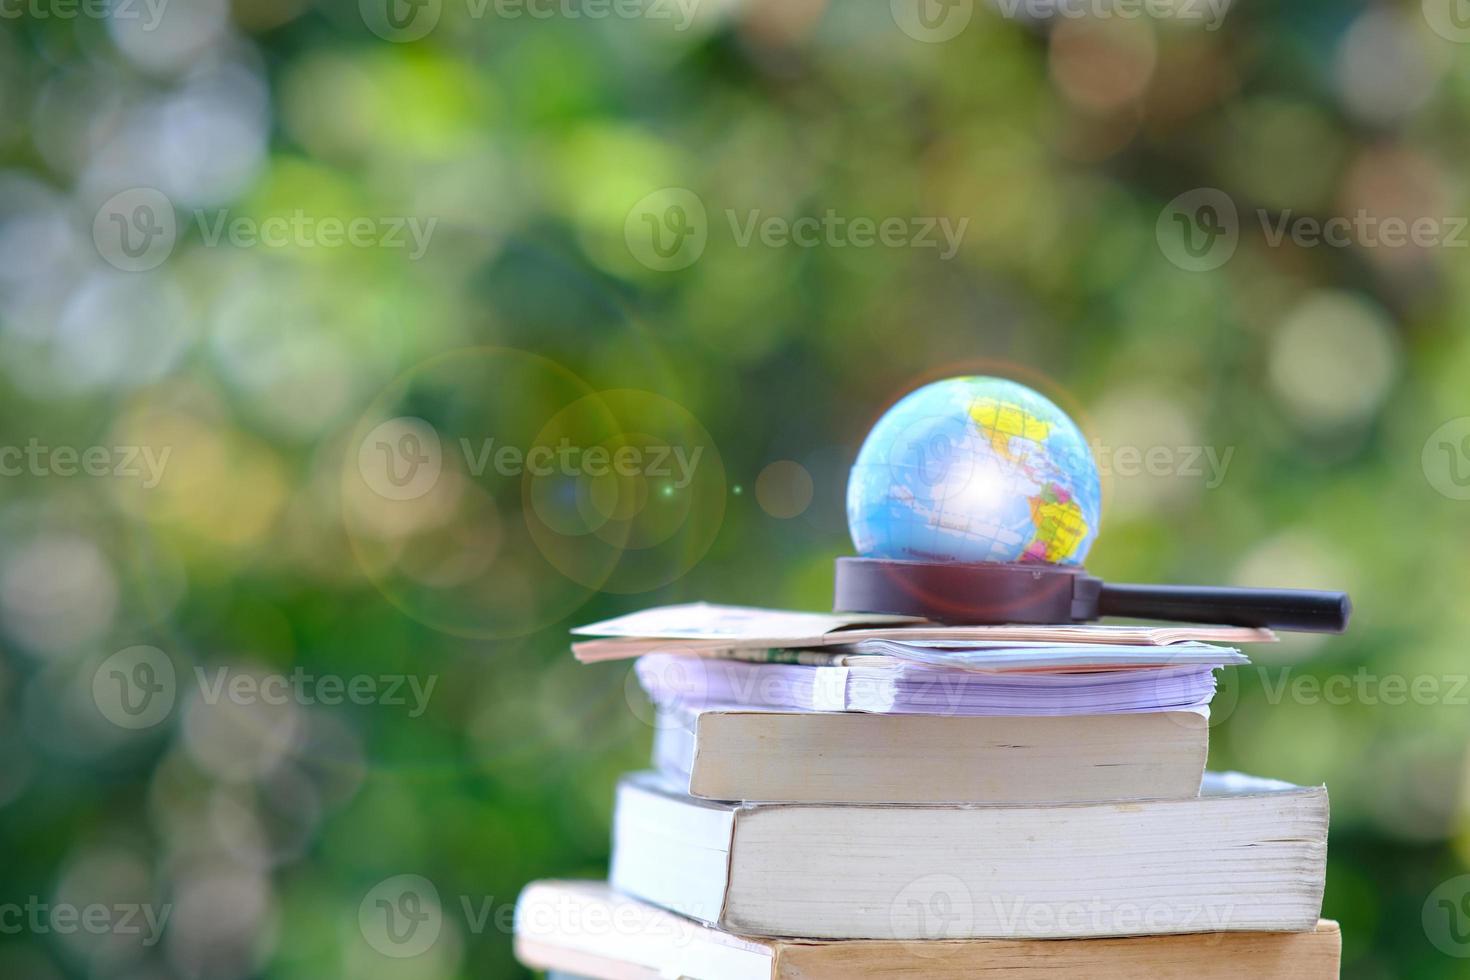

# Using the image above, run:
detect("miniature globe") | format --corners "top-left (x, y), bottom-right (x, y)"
top-left (847, 376), bottom-right (1101, 565)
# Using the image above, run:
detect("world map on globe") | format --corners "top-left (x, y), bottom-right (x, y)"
top-left (847, 376), bottom-right (1101, 566)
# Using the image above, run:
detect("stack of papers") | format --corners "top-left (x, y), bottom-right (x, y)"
top-left (635, 653), bottom-right (1226, 715)
top-left (572, 602), bottom-right (1273, 665)
top-left (574, 602), bottom-right (1260, 717)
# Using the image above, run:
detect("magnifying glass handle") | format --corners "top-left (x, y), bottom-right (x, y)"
top-left (1096, 583), bottom-right (1351, 633)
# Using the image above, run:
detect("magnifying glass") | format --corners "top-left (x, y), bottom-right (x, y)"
top-left (833, 557), bottom-right (1352, 633)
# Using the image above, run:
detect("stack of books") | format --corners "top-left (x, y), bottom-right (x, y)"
top-left (515, 604), bottom-right (1339, 979)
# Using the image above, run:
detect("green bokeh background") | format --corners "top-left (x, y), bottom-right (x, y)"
top-left (1, 0), bottom-right (1468, 976)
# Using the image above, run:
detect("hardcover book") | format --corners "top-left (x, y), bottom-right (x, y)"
top-left (609, 771), bottom-right (1328, 940)
top-left (653, 706), bottom-right (1209, 804)
top-left (515, 881), bottom-right (1342, 980)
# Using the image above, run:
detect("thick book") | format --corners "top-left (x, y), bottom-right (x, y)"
top-left (654, 706), bottom-right (1209, 804)
top-left (610, 771), bottom-right (1328, 940)
top-left (635, 653), bottom-right (1225, 715)
top-left (515, 880), bottom-right (1343, 980)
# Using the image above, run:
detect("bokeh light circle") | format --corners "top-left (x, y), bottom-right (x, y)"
top-left (343, 347), bottom-right (624, 639)
top-left (756, 460), bottom-right (815, 519)
top-left (345, 354), bottom-right (726, 635)
top-left (526, 388), bottom-right (726, 595)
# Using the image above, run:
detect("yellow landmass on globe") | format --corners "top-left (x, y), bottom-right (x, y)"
top-left (969, 398), bottom-right (1052, 462)
top-left (968, 397), bottom-right (1090, 561)
top-left (1027, 494), bottom-right (1089, 562)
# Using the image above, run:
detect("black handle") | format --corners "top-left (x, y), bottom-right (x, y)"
top-left (1096, 583), bottom-right (1351, 633)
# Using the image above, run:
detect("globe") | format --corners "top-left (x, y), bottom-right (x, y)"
top-left (847, 376), bottom-right (1101, 566)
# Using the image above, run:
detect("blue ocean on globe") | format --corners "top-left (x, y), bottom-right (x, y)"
top-left (847, 376), bottom-right (1101, 566)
